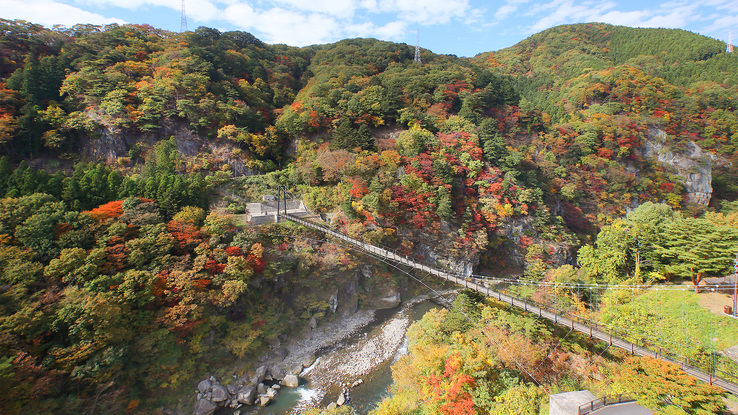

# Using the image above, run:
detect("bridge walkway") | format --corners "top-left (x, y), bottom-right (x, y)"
top-left (283, 213), bottom-right (738, 396)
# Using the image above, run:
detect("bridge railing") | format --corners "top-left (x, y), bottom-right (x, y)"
top-left (279, 212), bottom-right (738, 395)
top-left (578, 394), bottom-right (635, 415)
top-left (488, 283), bottom-right (738, 390)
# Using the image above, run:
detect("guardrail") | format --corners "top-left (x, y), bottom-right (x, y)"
top-left (578, 394), bottom-right (635, 415)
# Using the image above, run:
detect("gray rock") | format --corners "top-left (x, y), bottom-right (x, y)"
top-left (257, 383), bottom-right (267, 395)
top-left (237, 386), bottom-right (256, 405)
top-left (329, 289), bottom-right (339, 313)
top-left (259, 395), bottom-right (271, 406)
top-left (270, 364), bottom-right (286, 380)
top-left (226, 383), bottom-right (238, 395)
top-left (641, 132), bottom-right (718, 205)
top-left (287, 363), bottom-right (303, 376)
top-left (193, 399), bottom-right (218, 415)
top-left (209, 375), bottom-right (216, 383)
top-left (375, 290), bottom-right (401, 309)
top-left (211, 385), bottom-right (229, 403)
top-left (337, 392), bottom-right (346, 406)
top-left (309, 316), bottom-right (318, 329)
top-left (282, 374), bottom-right (299, 387)
top-left (301, 353), bottom-right (316, 368)
top-left (254, 365), bottom-right (267, 384)
top-left (197, 379), bottom-right (212, 394)
top-left (272, 384), bottom-right (281, 390)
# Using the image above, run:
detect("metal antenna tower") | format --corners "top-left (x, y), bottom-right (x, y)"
top-left (180, 0), bottom-right (188, 33)
top-left (728, 32), bottom-right (734, 53)
top-left (414, 29), bottom-right (421, 64)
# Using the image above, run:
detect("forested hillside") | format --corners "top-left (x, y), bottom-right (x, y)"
top-left (1, 18), bottom-right (738, 414)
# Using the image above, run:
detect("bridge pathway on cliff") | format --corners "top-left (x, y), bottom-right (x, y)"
top-left (271, 207), bottom-right (738, 397)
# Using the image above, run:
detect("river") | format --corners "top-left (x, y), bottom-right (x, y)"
top-left (235, 299), bottom-right (441, 415)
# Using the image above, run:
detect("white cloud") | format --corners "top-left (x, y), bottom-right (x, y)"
top-left (524, 0), bottom-right (722, 34)
top-left (345, 19), bottom-right (407, 39)
top-left (0, 0), bottom-right (124, 27)
top-left (495, 5), bottom-right (517, 20)
top-left (273, 0), bottom-right (359, 19)
top-left (374, 0), bottom-right (473, 24)
top-left (223, 5), bottom-right (340, 45)
top-left (81, 0), bottom-right (222, 21)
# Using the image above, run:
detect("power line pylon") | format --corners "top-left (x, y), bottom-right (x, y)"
top-left (180, 0), bottom-right (188, 33)
top-left (728, 32), bottom-right (733, 53)
top-left (414, 29), bottom-right (421, 64)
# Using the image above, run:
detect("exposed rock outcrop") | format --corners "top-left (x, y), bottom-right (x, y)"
top-left (641, 129), bottom-right (720, 205)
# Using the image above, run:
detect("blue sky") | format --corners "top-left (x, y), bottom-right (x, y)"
top-left (1, 0), bottom-right (736, 57)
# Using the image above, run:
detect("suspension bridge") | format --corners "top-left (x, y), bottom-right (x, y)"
top-left (263, 190), bottom-right (738, 397)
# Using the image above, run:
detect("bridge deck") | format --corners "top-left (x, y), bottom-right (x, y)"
top-left (283, 213), bottom-right (738, 396)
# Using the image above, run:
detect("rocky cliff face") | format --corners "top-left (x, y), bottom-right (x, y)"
top-left (641, 129), bottom-right (716, 206)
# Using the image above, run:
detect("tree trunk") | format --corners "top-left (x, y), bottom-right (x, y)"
top-left (691, 272), bottom-right (703, 294)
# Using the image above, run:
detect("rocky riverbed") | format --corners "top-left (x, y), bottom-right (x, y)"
top-left (195, 291), bottom-right (453, 415)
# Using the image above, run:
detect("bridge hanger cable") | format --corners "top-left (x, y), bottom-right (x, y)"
top-left (278, 187), bottom-right (730, 293)
top-left (266, 224), bottom-right (705, 359)
top-left (266, 231), bottom-right (549, 391)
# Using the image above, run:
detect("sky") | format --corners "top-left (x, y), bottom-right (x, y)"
top-left (1, 0), bottom-right (736, 57)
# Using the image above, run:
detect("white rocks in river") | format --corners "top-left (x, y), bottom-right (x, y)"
top-left (327, 402), bottom-right (337, 410)
top-left (237, 386), bottom-right (256, 405)
top-left (336, 392), bottom-right (346, 406)
top-left (266, 387), bottom-right (278, 398)
top-left (193, 399), bottom-right (218, 415)
top-left (211, 385), bottom-right (229, 403)
top-left (350, 379), bottom-right (363, 388)
top-left (259, 395), bottom-right (271, 406)
top-left (272, 384), bottom-right (281, 390)
top-left (282, 374), bottom-right (299, 387)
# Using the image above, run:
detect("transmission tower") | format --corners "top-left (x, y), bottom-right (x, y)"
top-left (727, 32), bottom-right (734, 53)
top-left (180, 0), bottom-right (188, 33)
top-left (414, 29), bottom-right (421, 64)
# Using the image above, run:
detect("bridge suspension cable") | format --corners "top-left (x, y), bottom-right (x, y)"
top-left (269, 205), bottom-right (738, 396)
top-left (268, 231), bottom-right (549, 390)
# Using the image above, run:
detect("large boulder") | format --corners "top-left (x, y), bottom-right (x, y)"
top-left (254, 365), bottom-right (267, 384)
top-left (337, 391), bottom-right (346, 406)
top-left (282, 374), bottom-right (299, 387)
top-left (257, 383), bottom-right (267, 395)
top-left (301, 353), bottom-right (316, 368)
top-left (197, 379), bottom-right (212, 394)
top-left (287, 362), bottom-right (303, 376)
top-left (270, 364), bottom-right (286, 381)
top-left (193, 399), bottom-right (218, 415)
top-left (237, 386), bottom-right (256, 405)
top-left (211, 385), bottom-right (230, 403)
